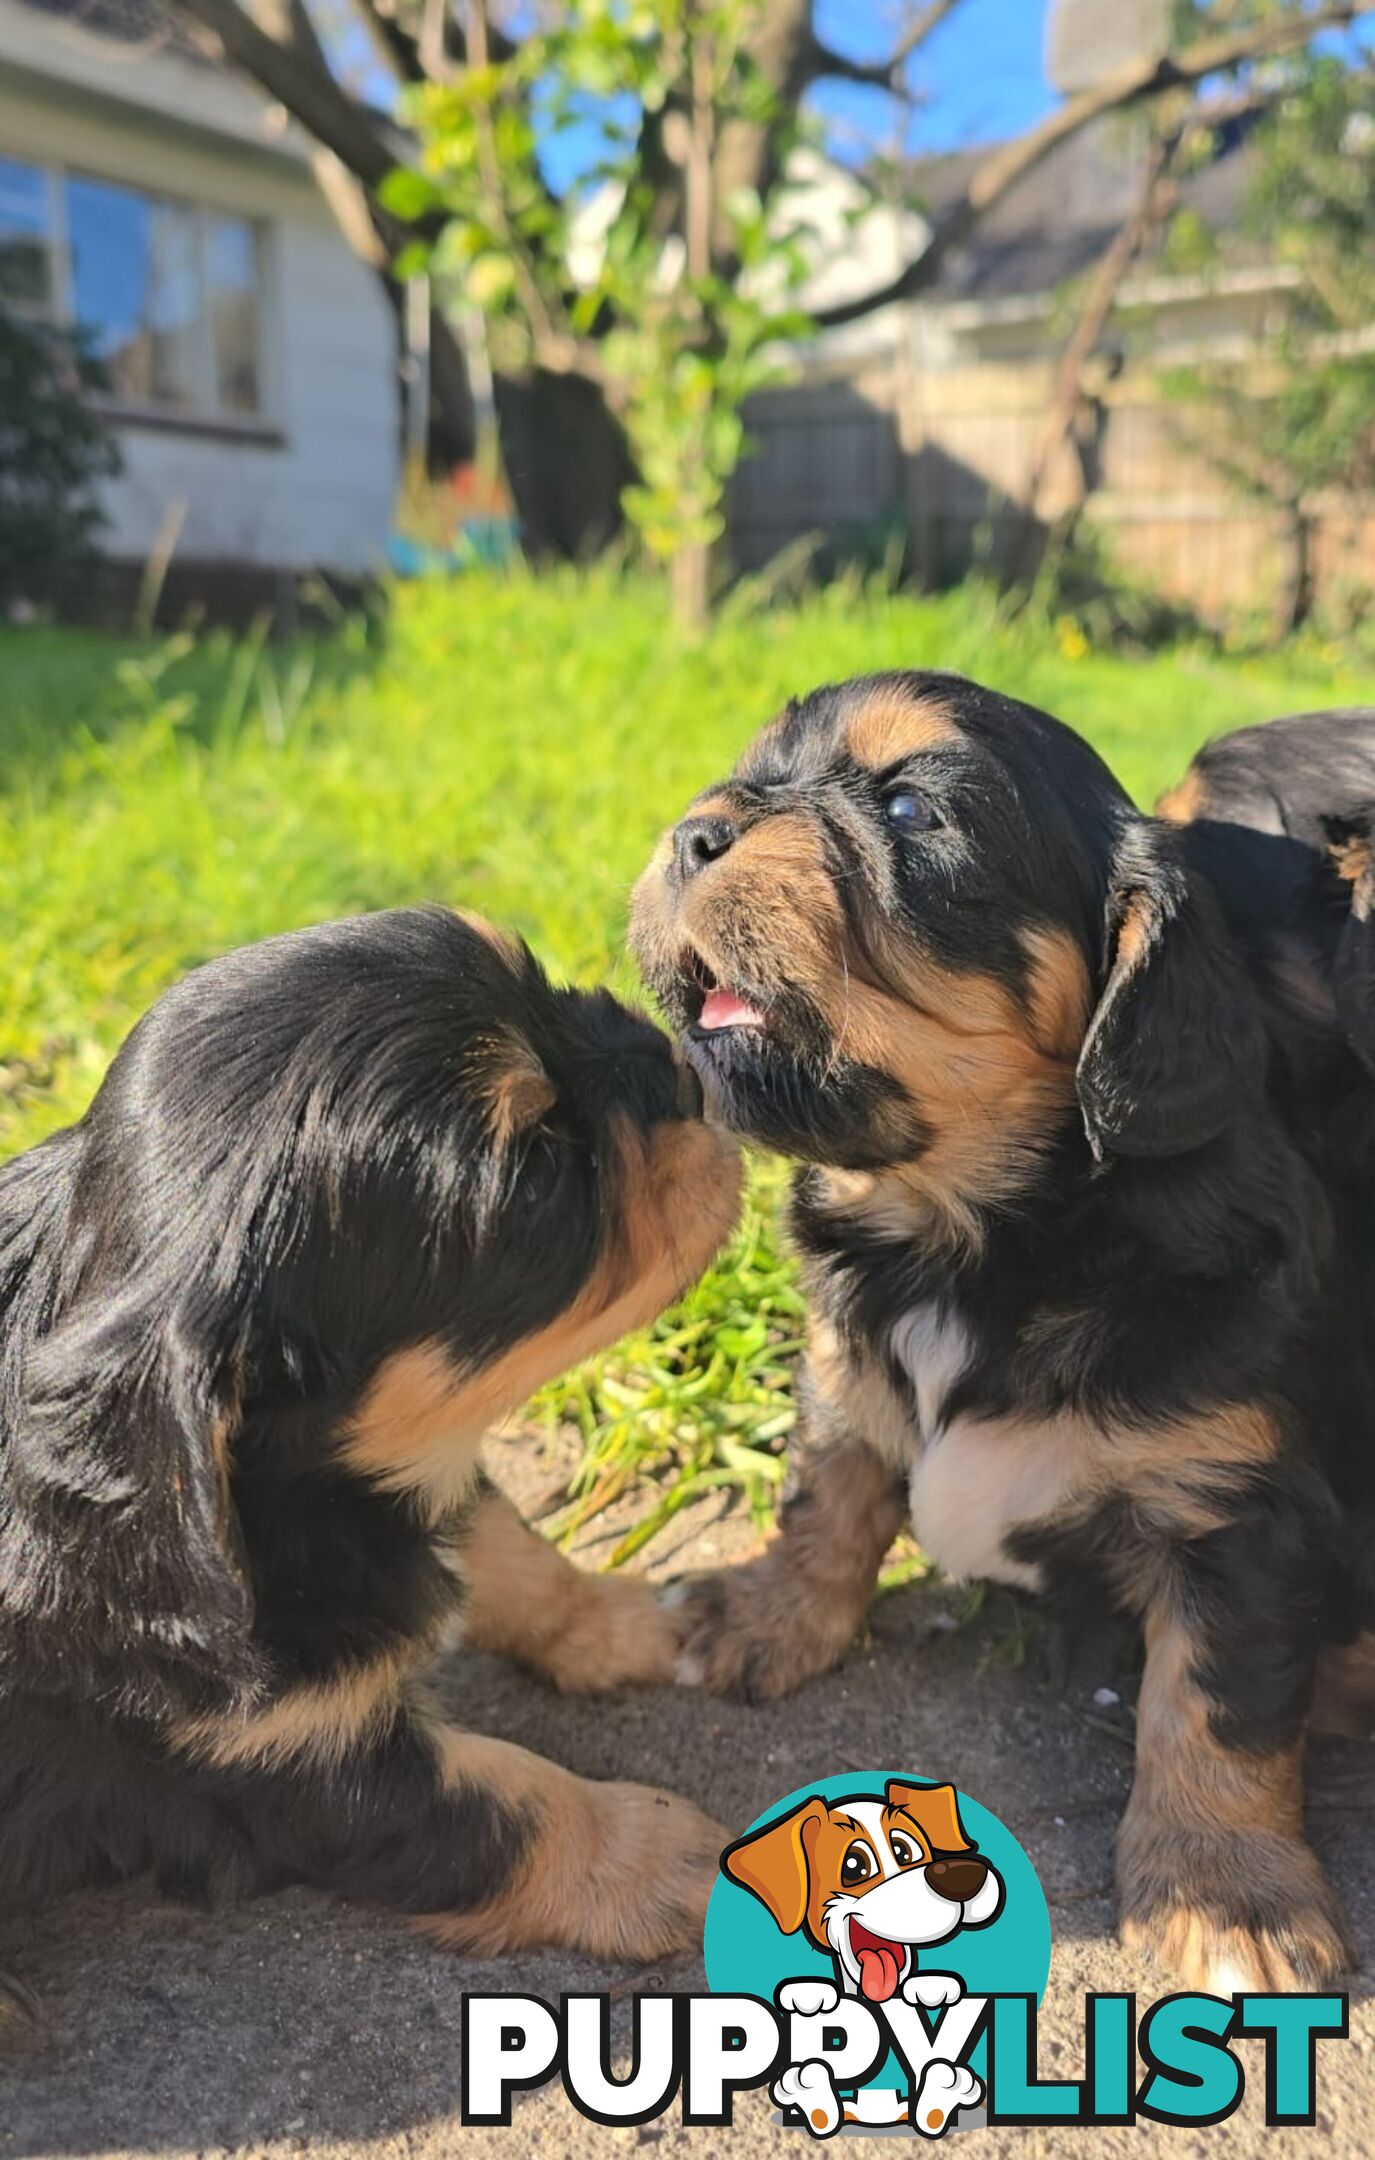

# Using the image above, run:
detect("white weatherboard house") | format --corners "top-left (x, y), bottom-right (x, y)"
top-left (0, 0), bottom-right (400, 605)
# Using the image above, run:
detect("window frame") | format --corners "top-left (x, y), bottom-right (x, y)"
top-left (0, 153), bottom-right (278, 436)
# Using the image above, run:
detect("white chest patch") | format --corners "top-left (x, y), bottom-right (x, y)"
top-left (888, 1302), bottom-right (1089, 1592)
top-left (888, 1302), bottom-right (971, 1444)
top-left (908, 1417), bottom-right (1077, 1591)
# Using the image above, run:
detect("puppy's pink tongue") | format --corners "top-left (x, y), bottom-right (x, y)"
top-left (699, 988), bottom-right (765, 1031)
top-left (857, 1946), bottom-right (901, 2003)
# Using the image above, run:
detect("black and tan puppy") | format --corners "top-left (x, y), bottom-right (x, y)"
top-left (0, 907), bottom-right (741, 2015)
top-left (633, 673), bottom-right (1375, 1994)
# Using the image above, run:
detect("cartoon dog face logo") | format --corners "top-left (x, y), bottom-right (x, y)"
top-left (721, 1779), bottom-right (1004, 2005)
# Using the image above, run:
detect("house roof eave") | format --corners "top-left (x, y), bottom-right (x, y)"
top-left (0, 0), bottom-right (316, 167)
top-left (919, 261), bottom-right (1304, 332)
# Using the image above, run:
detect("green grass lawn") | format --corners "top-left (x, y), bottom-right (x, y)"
top-left (4, 569), bottom-right (1373, 1558)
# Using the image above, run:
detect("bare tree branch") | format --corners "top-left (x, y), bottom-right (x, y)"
top-left (1013, 123), bottom-right (1183, 580)
top-left (341, 0), bottom-right (519, 90)
top-left (172, 0), bottom-right (480, 456)
top-left (808, 0), bottom-right (965, 91)
top-left (174, 0), bottom-right (405, 186)
top-left (813, 0), bottom-right (1375, 329)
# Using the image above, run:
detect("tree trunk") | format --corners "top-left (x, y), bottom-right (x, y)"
top-left (493, 369), bottom-right (632, 560)
top-left (1012, 125), bottom-right (1177, 587)
top-left (670, 542), bottom-right (711, 634)
top-left (1274, 497), bottom-right (1314, 641)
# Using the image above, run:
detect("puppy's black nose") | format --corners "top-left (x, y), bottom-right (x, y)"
top-left (673, 813), bottom-right (736, 883)
top-left (924, 1856), bottom-right (988, 1903)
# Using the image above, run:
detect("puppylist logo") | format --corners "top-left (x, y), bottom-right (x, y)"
top-left (460, 1770), bottom-right (1349, 2135)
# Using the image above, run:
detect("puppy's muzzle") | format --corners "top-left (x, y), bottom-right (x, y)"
top-left (925, 1855), bottom-right (988, 1903)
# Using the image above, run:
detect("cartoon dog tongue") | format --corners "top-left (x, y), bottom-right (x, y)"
top-left (851, 1921), bottom-right (904, 2002)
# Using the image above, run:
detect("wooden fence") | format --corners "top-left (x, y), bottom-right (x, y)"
top-left (727, 354), bottom-right (1375, 627)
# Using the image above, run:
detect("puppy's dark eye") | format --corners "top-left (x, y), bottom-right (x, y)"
top-left (890, 1833), bottom-right (917, 1868)
top-left (841, 1841), bottom-right (874, 1885)
top-left (519, 1134), bottom-right (563, 1206)
top-left (884, 788), bottom-right (939, 833)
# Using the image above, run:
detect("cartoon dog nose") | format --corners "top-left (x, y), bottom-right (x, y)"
top-left (924, 1856), bottom-right (988, 1903)
top-left (673, 813), bottom-right (736, 882)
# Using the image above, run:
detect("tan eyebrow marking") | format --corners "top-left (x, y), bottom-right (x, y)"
top-left (845, 690), bottom-right (959, 770)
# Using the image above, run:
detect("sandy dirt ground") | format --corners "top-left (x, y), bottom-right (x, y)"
top-left (2, 1429), bottom-right (1371, 2160)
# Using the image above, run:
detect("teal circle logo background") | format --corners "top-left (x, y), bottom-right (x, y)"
top-left (703, 1771), bottom-right (1051, 2092)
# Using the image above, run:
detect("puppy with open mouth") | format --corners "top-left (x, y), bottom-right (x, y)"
top-left (724, 1778), bottom-right (1000, 2133)
top-left (634, 669), bottom-right (1375, 1997)
top-left (725, 1778), bottom-right (1003, 2003)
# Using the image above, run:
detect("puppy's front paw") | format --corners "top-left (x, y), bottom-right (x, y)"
top-left (912, 2060), bottom-right (982, 2137)
top-left (1119, 1828), bottom-right (1355, 1993)
top-left (778, 1978), bottom-right (840, 2017)
top-left (772, 2060), bottom-right (841, 2138)
top-left (537, 1573), bottom-right (681, 1693)
top-left (661, 1561), bottom-right (857, 1702)
top-left (902, 1971), bottom-right (964, 2011)
top-left (431, 1774), bottom-right (729, 1963)
top-left (585, 1781), bottom-right (731, 1961)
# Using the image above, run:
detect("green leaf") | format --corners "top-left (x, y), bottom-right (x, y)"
top-left (377, 167), bottom-right (444, 222)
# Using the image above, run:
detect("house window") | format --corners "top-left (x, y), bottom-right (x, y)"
top-left (0, 156), bottom-right (268, 425)
top-left (0, 157), bottom-right (55, 312)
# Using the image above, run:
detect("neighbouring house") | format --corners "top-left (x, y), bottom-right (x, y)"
top-left (0, 0), bottom-right (401, 617)
top-left (731, 115), bottom-right (1373, 625)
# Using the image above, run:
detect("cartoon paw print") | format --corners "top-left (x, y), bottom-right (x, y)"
top-left (772, 2059), bottom-right (841, 2139)
top-left (912, 2059), bottom-right (983, 2138)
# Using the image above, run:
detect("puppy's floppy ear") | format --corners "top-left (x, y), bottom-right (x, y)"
top-left (1075, 820), bottom-right (1266, 1161)
top-left (1327, 812), bottom-right (1375, 1075)
top-left (885, 1780), bottom-right (973, 1855)
top-left (722, 1796), bottom-right (827, 1935)
top-left (15, 1282), bottom-right (259, 1715)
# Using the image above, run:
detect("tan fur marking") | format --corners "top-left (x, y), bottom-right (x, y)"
top-left (417, 1729), bottom-right (726, 1960)
top-left (445, 1488), bottom-right (679, 1690)
top-left (1155, 768), bottom-right (1206, 824)
top-left (1118, 1606), bottom-right (1352, 1991)
top-left (342, 1117), bottom-right (740, 1512)
top-left (1021, 925), bottom-right (1094, 1058)
top-left (485, 1039), bottom-right (556, 1146)
top-left (174, 1652), bottom-right (408, 1771)
top-left (1321, 829), bottom-right (1364, 907)
top-left (845, 691), bottom-right (958, 769)
top-left (817, 969), bottom-right (1079, 1250)
top-left (1112, 891), bottom-right (1156, 973)
top-left (341, 1341), bottom-right (490, 1512)
top-left (806, 1315), bottom-right (917, 1476)
top-left (685, 790), bottom-right (737, 824)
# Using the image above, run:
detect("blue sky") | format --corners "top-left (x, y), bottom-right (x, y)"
top-left (809, 0), bottom-right (1055, 158)
top-left (535, 0), bottom-right (1057, 194)
top-left (512, 2), bottom-right (1375, 196)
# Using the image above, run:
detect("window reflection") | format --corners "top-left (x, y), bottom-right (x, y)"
top-left (0, 157), bottom-right (52, 309)
top-left (1, 155), bottom-right (267, 421)
top-left (68, 179), bottom-right (200, 410)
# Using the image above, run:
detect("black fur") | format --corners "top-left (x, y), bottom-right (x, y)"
top-left (637, 675), bottom-right (1375, 1981)
top-left (0, 907), bottom-right (705, 1980)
